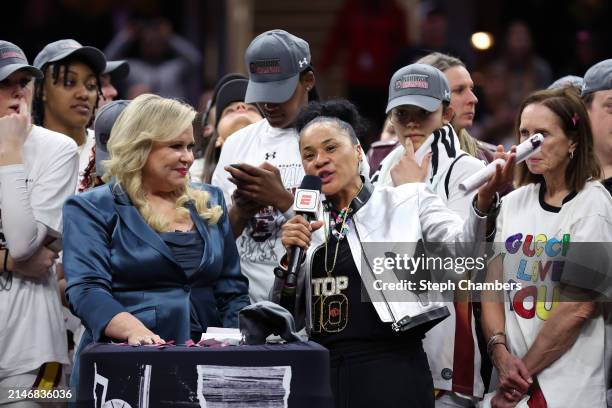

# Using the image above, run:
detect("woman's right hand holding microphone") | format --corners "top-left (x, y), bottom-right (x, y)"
top-left (281, 215), bottom-right (324, 256)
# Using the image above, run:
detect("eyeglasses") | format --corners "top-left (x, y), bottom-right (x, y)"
top-left (389, 107), bottom-right (431, 127)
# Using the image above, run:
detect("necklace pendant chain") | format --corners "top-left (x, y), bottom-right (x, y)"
top-left (324, 208), bottom-right (349, 276)
top-left (323, 181), bottom-right (364, 277)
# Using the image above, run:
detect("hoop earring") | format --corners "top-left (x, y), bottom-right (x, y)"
top-left (569, 150), bottom-right (574, 159)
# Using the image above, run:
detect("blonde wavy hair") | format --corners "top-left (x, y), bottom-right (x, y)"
top-left (103, 94), bottom-right (222, 231)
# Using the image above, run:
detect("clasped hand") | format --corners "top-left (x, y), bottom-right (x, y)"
top-left (490, 347), bottom-right (533, 407)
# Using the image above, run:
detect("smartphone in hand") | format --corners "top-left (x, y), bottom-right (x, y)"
top-left (229, 163), bottom-right (258, 177)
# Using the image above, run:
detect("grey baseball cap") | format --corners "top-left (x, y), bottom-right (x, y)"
top-left (244, 29), bottom-right (311, 104)
top-left (548, 75), bottom-right (584, 90)
top-left (582, 59), bottom-right (612, 96)
top-left (0, 40), bottom-right (43, 81)
top-left (34, 39), bottom-right (106, 74)
top-left (103, 60), bottom-right (130, 80)
top-left (94, 100), bottom-right (130, 176)
top-left (386, 63), bottom-right (451, 113)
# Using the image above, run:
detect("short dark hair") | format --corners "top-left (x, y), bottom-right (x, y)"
top-left (295, 99), bottom-right (366, 144)
top-left (515, 87), bottom-right (601, 191)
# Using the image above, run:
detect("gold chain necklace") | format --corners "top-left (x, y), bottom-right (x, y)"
top-left (322, 182), bottom-right (363, 277)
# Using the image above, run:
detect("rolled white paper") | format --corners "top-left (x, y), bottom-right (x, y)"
top-left (459, 133), bottom-right (544, 194)
top-left (459, 157), bottom-right (507, 195)
top-left (514, 133), bottom-right (545, 162)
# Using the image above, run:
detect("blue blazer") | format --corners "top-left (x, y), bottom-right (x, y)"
top-left (63, 182), bottom-right (250, 349)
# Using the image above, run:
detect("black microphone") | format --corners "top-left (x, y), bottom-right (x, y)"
top-left (280, 175), bottom-right (321, 310)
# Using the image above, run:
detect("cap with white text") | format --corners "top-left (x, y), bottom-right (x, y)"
top-left (386, 63), bottom-right (451, 113)
top-left (244, 30), bottom-right (311, 104)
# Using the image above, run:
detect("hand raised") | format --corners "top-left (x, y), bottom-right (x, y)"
top-left (0, 99), bottom-right (31, 160)
top-left (390, 138), bottom-right (432, 186)
top-left (476, 145), bottom-right (516, 213)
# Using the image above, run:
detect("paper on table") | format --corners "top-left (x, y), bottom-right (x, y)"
top-left (200, 327), bottom-right (243, 343)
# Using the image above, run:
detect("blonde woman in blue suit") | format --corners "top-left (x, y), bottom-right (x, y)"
top-left (62, 94), bottom-right (250, 390)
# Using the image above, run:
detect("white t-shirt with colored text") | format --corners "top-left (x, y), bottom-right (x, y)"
top-left (494, 181), bottom-right (612, 407)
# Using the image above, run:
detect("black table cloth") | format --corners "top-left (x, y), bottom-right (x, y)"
top-left (77, 341), bottom-right (332, 407)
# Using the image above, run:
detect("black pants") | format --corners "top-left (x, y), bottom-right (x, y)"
top-left (329, 341), bottom-right (434, 408)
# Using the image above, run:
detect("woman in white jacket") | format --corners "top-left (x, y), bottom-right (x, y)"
top-left (272, 99), bottom-right (514, 408)
top-left (377, 61), bottom-right (491, 406)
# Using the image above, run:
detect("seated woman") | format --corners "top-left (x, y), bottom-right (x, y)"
top-left (62, 94), bottom-right (250, 389)
top-left (272, 99), bottom-right (514, 408)
top-left (481, 87), bottom-right (612, 407)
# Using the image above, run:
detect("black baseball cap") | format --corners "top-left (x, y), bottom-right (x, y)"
top-left (34, 39), bottom-right (106, 75)
top-left (203, 73), bottom-right (247, 127)
top-left (215, 79), bottom-right (250, 128)
top-left (210, 73), bottom-right (247, 108)
top-left (94, 100), bottom-right (130, 176)
top-left (0, 40), bottom-right (43, 81)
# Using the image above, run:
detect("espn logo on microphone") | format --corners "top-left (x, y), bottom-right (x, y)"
top-left (293, 189), bottom-right (320, 213)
